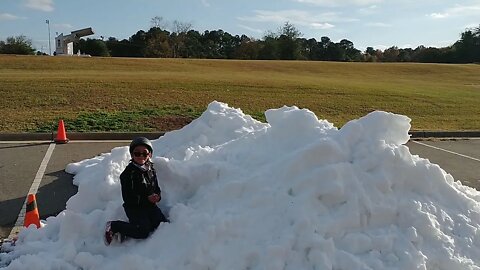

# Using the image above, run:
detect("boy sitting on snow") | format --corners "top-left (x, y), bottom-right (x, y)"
top-left (105, 137), bottom-right (169, 245)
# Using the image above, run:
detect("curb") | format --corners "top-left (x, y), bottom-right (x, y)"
top-left (0, 131), bottom-right (479, 141)
top-left (409, 131), bottom-right (480, 138)
top-left (0, 132), bottom-right (165, 141)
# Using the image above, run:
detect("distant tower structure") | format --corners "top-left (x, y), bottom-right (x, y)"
top-left (54, 27), bottom-right (94, 55)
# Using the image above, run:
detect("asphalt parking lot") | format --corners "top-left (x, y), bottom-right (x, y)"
top-left (1, 138), bottom-right (479, 240)
top-left (0, 140), bottom-right (127, 240)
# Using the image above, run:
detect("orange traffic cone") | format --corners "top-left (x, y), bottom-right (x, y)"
top-left (54, 119), bottom-right (69, 144)
top-left (24, 194), bottom-right (41, 228)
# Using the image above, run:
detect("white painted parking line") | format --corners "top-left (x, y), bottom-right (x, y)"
top-left (8, 143), bottom-right (56, 239)
top-left (0, 141), bottom-right (51, 144)
top-left (0, 140), bottom-right (130, 144)
top-left (28, 143), bottom-right (56, 194)
top-left (412, 141), bottom-right (480, 162)
top-left (66, 140), bottom-right (131, 143)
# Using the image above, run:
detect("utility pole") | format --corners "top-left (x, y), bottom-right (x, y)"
top-left (46, 19), bottom-right (51, 55)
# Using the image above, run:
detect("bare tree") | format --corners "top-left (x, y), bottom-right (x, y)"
top-left (150, 16), bottom-right (167, 29)
top-left (172, 20), bottom-right (192, 34)
top-left (171, 20), bottom-right (193, 58)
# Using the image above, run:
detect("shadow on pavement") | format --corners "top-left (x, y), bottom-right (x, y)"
top-left (0, 142), bottom-right (51, 150)
top-left (0, 170), bottom-right (78, 239)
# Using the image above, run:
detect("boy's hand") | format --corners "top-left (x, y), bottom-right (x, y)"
top-left (148, 193), bottom-right (160, 203)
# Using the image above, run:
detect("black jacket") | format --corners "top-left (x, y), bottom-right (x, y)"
top-left (120, 160), bottom-right (161, 208)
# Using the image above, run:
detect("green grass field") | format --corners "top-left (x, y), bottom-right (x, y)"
top-left (1, 55), bottom-right (479, 132)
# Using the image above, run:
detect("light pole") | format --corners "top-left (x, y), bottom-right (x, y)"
top-left (46, 19), bottom-right (51, 55)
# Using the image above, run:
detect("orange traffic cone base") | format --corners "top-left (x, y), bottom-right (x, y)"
top-left (55, 119), bottom-right (69, 144)
top-left (24, 194), bottom-right (41, 229)
top-left (54, 138), bottom-right (69, 144)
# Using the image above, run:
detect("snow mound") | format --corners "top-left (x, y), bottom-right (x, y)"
top-left (2, 101), bottom-right (480, 270)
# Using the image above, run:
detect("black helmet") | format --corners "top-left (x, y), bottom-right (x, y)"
top-left (129, 137), bottom-right (153, 154)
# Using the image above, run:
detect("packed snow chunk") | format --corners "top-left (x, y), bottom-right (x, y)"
top-left (2, 101), bottom-right (480, 270)
top-left (340, 110), bottom-right (411, 146)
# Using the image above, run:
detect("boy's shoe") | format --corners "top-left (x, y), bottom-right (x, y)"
top-left (113, 232), bottom-right (124, 243)
top-left (104, 221), bottom-right (113, 245)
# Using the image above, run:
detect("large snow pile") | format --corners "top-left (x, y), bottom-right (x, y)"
top-left (2, 101), bottom-right (480, 270)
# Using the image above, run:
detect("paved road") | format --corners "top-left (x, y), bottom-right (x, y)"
top-left (406, 139), bottom-right (480, 188)
top-left (1, 139), bottom-right (479, 240)
top-left (0, 141), bottom-right (127, 239)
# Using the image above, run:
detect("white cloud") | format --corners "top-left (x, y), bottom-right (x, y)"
top-left (429, 3), bottom-right (480, 19)
top-left (358, 5), bottom-right (379, 15)
top-left (428, 12), bottom-right (449, 19)
top-left (53, 23), bottom-right (73, 29)
top-left (200, 0), bottom-right (210, 7)
top-left (311, 22), bottom-right (335, 29)
top-left (238, 24), bottom-right (263, 34)
top-left (373, 44), bottom-right (388, 50)
top-left (365, 22), bottom-right (391, 27)
top-left (25, 0), bottom-right (54, 12)
top-left (448, 4), bottom-right (480, 15)
top-left (237, 9), bottom-right (356, 30)
top-left (238, 10), bottom-right (290, 24)
top-left (0, 13), bottom-right (23, 21)
top-left (294, 0), bottom-right (382, 7)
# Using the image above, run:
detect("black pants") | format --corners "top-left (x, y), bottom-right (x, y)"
top-left (111, 205), bottom-right (168, 239)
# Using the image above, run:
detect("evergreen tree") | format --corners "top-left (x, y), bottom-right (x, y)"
top-left (453, 25), bottom-right (480, 63)
top-left (0, 35), bottom-right (35, 55)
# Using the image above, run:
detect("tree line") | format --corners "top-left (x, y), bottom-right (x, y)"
top-left (2, 21), bottom-right (479, 63)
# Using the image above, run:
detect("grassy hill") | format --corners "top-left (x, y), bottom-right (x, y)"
top-left (1, 55), bottom-right (479, 132)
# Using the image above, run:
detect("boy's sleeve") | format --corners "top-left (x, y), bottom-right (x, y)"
top-left (120, 169), bottom-right (140, 206)
top-left (153, 169), bottom-right (161, 195)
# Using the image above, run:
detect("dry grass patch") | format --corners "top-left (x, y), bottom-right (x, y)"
top-left (1, 55), bottom-right (479, 132)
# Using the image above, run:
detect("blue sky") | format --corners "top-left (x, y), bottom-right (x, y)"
top-left (1, 0), bottom-right (479, 54)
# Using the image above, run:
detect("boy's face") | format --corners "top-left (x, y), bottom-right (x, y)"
top-left (132, 145), bottom-right (151, 165)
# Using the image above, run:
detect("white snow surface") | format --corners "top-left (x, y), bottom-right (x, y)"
top-left (2, 101), bottom-right (480, 270)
